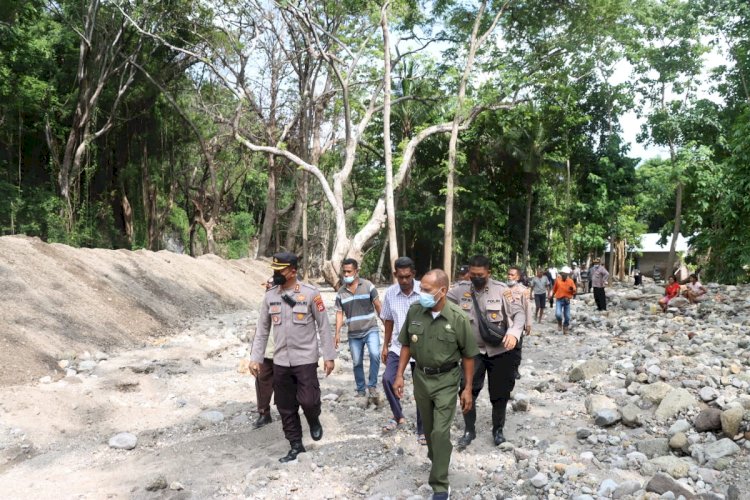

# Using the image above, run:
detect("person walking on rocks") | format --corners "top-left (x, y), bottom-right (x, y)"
top-left (590, 257), bottom-right (610, 311)
top-left (446, 255), bottom-right (526, 450)
top-left (551, 266), bottom-right (576, 334)
top-left (251, 278), bottom-right (276, 429)
top-left (380, 257), bottom-right (425, 441)
top-left (249, 252), bottom-right (336, 463)
top-left (530, 268), bottom-right (550, 323)
top-left (335, 258), bottom-right (383, 405)
top-left (393, 269), bottom-right (478, 500)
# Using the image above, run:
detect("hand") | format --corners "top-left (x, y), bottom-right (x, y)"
top-left (324, 360), bottom-right (335, 377)
top-left (381, 346), bottom-right (389, 364)
top-left (460, 388), bottom-right (473, 414)
top-left (524, 324), bottom-right (532, 335)
top-left (393, 375), bottom-right (404, 399)
top-left (249, 361), bottom-right (261, 377)
top-left (503, 335), bottom-right (517, 350)
top-left (334, 333), bottom-right (340, 349)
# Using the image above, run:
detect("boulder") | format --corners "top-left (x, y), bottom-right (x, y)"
top-left (585, 395), bottom-right (617, 416)
top-left (108, 432), bottom-right (138, 450)
top-left (655, 389), bottom-right (697, 421)
top-left (621, 403), bottom-right (643, 427)
top-left (694, 408), bottom-right (722, 432)
top-left (699, 386), bottom-right (719, 402)
top-left (636, 438), bottom-right (670, 459)
top-left (649, 455), bottom-right (691, 478)
top-left (645, 473), bottom-right (696, 499)
top-left (704, 438), bottom-right (741, 463)
top-left (668, 432), bottom-right (688, 451)
top-left (569, 358), bottom-right (608, 382)
top-left (640, 382), bottom-right (674, 403)
top-left (720, 406), bottom-right (744, 437)
top-left (594, 408), bottom-right (621, 427)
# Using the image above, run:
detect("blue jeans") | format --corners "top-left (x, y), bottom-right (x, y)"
top-left (349, 329), bottom-right (381, 392)
top-left (555, 298), bottom-right (571, 327)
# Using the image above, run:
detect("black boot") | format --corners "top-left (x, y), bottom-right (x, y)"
top-left (279, 441), bottom-right (306, 463)
top-left (253, 413), bottom-right (272, 429)
top-left (457, 406), bottom-right (476, 448)
top-left (308, 417), bottom-right (323, 441)
top-left (492, 398), bottom-right (509, 446)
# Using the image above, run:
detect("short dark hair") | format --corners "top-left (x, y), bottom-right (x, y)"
top-left (341, 258), bottom-right (358, 269)
top-left (508, 265), bottom-right (521, 275)
top-left (394, 256), bottom-right (415, 271)
top-left (468, 255), bottom-right (490, 269)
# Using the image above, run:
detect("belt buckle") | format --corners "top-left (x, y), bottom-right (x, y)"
top-left (422, 366), bottom-right (435, 375)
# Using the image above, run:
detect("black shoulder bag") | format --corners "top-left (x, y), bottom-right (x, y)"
top-left (470, 292), bottom-right (506, 346)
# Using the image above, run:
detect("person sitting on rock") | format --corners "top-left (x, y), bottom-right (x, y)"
top-left (683, 273), bottom-right (708, 303)
top-left (658, 275), bottom-right (681, 312)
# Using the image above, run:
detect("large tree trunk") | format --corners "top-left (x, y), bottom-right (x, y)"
top-left (666, 181), bottom-right (683, 277)
top-left (381, 4), bottom-right (398, 279)
top-left (522, 180), bottom-right (533, 271)
top-left (257, 156), bottom-right (277, 256)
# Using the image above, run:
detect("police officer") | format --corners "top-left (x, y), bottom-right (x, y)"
top-left (507, 266), bottom-right (531, 380)
top-left (249, 252), bottom-right (336, 463)
top-left (252, 278), bottom-right (276, 429)
top-left (393, 269), bottom-right (478, 500)
top-left (447, 255), bottom-right (526, 449)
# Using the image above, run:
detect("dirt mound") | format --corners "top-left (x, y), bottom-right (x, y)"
top-left (0, 235), bottom-right (270, 387)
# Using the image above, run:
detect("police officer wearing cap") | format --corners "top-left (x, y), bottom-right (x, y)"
top-left (249, 252), bottom-right (336, 463)
top-left (393, 269), bottom-right (478, 500)
top-left (446, 255), bottom-right (526, 449)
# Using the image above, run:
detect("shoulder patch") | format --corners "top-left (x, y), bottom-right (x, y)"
top-left (313, 294), bottom-right (325, 312)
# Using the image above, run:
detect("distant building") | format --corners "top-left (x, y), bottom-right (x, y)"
top-left (606, 233), bottom-right (692, 280)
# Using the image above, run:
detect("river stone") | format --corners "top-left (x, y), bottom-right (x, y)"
top-left (656, 389), bottom-right (697, 421)
top-left (612, 480), bottom-right (642, 499)
top-left (576, 428), bottom-right (592, 439)
top-left (145, 476), bottom-right (168, 491)
top-left (704, 438), bottom-right (741, 462)
top-left (108, 432), bottom-right (137, 450)
top-left (597, 478), bottom-right (618, 497)
top-left (636, 438), bottom-right (670, 458)
top-left (649, 456), bottom-right (691, 478)
top-left (720, 406), bottom-right (744, 437)
top-left (569, 359), bottom-right (608, 382)
top-left (585, 395), bottom-right (617, 416)
top-left (78, 360), bottom-right (97, 372)
top-left (198, 410), bottom-right (225, 423)
top-left (668, 419), bottom-right (691, 436)
top-left (621, 403), bottom-right (643, 427)
top-left (699, 387), bottom-right (719, 402)
top-left (694, 408), bottom-right (722, 432)
top-left (641, 382), bottom-right (673, 403)
top-left (645, 473), bottom-right (696, 499)
top-left (595, 408), bottom-right (621, 427)
top-left (530, 472), bottom-right (548, 488)
top-left (669, 432), bottom-right (688, 450)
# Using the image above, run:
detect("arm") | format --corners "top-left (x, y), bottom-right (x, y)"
top-left (312, 293), bottom-right (336, 375)
top-left (382, 319), bottom-right (394, 363)
top-left (504, 298), bottom-right (526, 350)
top-left (392, 345), bottom-right (411, 399)
top-left (459, 356), bottom-right (474, 413)
top-left (249, 298), bottom-right (271, 374)
top-left (334, 310), bottom-right (344, 349)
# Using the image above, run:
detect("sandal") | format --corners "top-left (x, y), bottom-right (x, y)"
top-left (382, 419), bottom-right (399, 432)
top-left (417, 434), bottom-right (427, 446)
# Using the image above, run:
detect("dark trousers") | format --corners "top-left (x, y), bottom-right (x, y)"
top-left (382, 351), bottom-right (424, 434)
top-left (459, 349), bottom-right (521, 432)
top-left (256, 358), bottom-right (274, 415)
top-left (594, 287), bottom-right (607, 311)
top-left (273, 363), bottom-right (321, 443)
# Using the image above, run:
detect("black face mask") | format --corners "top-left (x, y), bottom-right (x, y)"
top-left (272, 272), bottom-right (286, 285)
top-left (471, 277), bottom-right (487, 290)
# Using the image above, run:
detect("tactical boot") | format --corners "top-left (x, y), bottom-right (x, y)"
top-left (253, 413), bottom-right (272, 429)
top-left (308, 417), bottom-right (323, 441)
top-left (279, 441), bottom-right (306, 463)
top-left (457, 405), bottom-right (477, 448)
top-left (492, 398), bottom-right (509, 446)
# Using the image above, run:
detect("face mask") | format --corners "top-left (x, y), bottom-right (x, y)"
top-left (419, 290), bottom-right (440, 308)
top-left (471, 277), bottom-right (487, 290)
top-left (343, 275), bottom-right (355, 284)
top-left (272, 272), bottom-right (286, 286)
top-left (506, 279), bottom-right (517, 287)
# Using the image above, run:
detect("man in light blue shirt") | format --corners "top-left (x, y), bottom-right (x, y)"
top-left (380, 257), bottom-right (424, 442)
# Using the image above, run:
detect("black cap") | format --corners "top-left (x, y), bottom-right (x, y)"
top-left (458, 265), bottom-right (469, 274)
top-left (271, 252), bottom-right (298, 270)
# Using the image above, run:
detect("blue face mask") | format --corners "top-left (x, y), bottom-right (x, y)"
top-left (343, 275), bottom-right (356, 284)
top-left (419, 290), bottom-right (441, 308)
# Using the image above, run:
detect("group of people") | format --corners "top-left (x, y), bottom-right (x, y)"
top-left (658, 273), bottom-right (708, 312)
top-left (246, 252), bottom-right (613, 499)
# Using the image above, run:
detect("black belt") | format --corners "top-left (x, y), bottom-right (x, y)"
top-left (418, 362), bottom-right (458, 375)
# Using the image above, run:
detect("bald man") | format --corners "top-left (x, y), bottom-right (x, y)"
top-left (393, 269), bottom-right (478, 500)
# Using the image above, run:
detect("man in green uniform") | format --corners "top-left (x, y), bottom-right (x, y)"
top-left (393, 269), bottom-right (478, 500)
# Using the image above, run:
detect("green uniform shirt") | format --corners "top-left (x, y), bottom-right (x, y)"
top-left (398, 301), bottom-right (479, 368)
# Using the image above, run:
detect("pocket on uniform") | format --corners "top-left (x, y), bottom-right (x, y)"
top-left (486, 308), bottom-right (503, 323)
top-left (292, 305), bottom-right (311, 325)
top-left (437, 331), bottom-right (456, 343)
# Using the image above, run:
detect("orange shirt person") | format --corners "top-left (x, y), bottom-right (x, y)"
top-left (550, 266), bottom-right (577, 334)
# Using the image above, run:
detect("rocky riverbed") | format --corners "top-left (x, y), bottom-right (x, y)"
top-left (1, 276), bottom-right (749, 499)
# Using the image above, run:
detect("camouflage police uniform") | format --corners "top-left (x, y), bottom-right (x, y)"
top-left (398, 300), bottom-right (478, 496)
top-left (447, 278), bottom-right (526, 445)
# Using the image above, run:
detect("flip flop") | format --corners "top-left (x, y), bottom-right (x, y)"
top-left (382, 419), bottom-right (399, 432)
